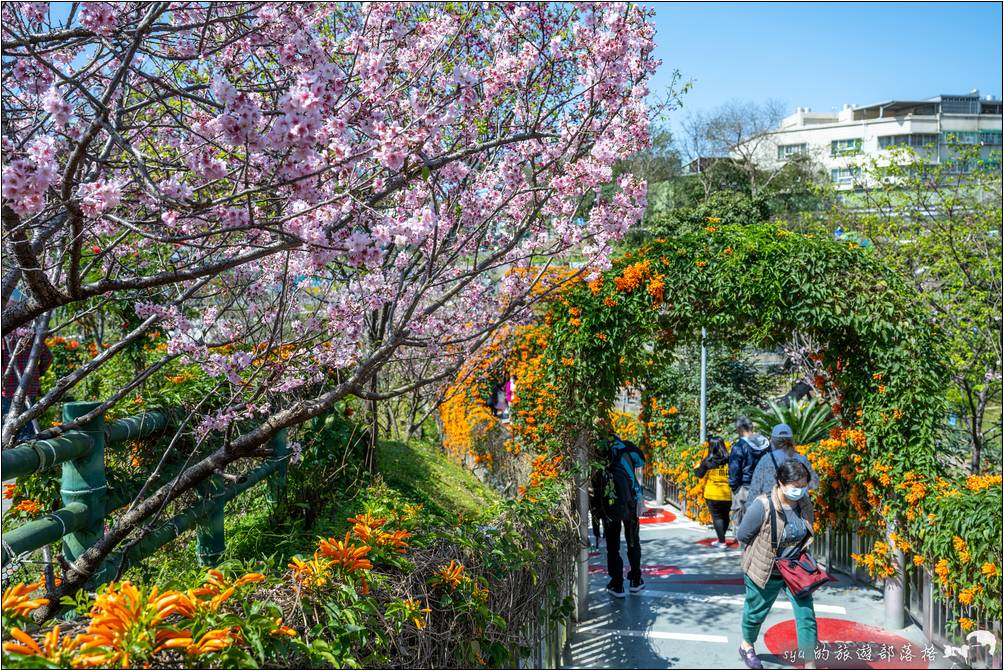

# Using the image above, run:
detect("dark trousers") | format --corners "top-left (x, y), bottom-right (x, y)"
top-left (604, 512), bottom-right (641, 587)
top-left (706, 498), bottom-right (732, 542)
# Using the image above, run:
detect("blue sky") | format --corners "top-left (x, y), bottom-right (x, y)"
top-left (645, 2), bottom-right (1003, 133)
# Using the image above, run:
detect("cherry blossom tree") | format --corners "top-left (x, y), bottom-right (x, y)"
top-left (2, 1), bottom-right (658, 614)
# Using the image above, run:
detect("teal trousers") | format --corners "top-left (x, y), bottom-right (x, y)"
top-left (741, 574), bottom-right (818, 661)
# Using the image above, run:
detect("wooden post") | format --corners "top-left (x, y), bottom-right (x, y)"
top-left (60, 401), bottom-right (105, 563)
top-left (195, 476), bottom-right (225, 566)
top-left (266, 428), bottom-right (289, 504)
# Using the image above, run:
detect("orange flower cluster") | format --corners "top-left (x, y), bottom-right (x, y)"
top-left (8, 573), bottom-right (271, 668)
top-left (318, 533), bottom-right (374, 572)
top-left (852, 540), bottom-right (897, 579)
top-left (528, 453), bottom-right (564, 489)
top-left (613, 259), bottom-right (652, 293)
top-left (965, 474), bottom-right (1002, 491)
top-left (897, 472), bottom-right (928, 505)
top-left (3, 483), bottom-right (15, 499)
top-left (13, 499), bottom-right (41, 515)
top-left (432, 560), bottom-right (466, 590)
top-left (958, 585), bottom-right (983, 605)
top-left (439, 329), bottom-right (509, 462)
top-left (402, 598), bottom-right (432, 630)
top-left (3, 625), bottom-right (80, 666)
top-left (588, 275), bottom-right (604, 295)
top-left (646, 275), bottom-right (665, 304)
top-left (952, 536), bottom-right (971, 563)
top-left (609, 410), bottom-right (642, 445)
top-left (2, 582), bottom-right (49, 619)
top-left (347, 514), bottom-right (411, 554)
top-left (506, 326), bottom-right (560, 451)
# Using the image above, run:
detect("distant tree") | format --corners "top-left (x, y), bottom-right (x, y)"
top-left (702, 99), bottom-right (787, 196)
top-left (833, 143), bottom-right (1003, 474)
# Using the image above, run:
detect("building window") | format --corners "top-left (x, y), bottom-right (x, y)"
top-left (943, 159), bottom-right (973, 175)
top-left (878, 134), bottom-right (939, 149)
top-left (980, 130), bottom-right (1002, 146)
top-left (831, 138), bottom-right (862, 156)
top-left (777, 143), bottom-right (807, 160)
top-left (940, 96), bottom-right (979, 114)
top-left (831, 167), bottom-right (860, 184)
top-left (942, 131), bottom-right (981, 145)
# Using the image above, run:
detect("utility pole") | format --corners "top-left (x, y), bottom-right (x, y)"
top-left (699, 327), bottom-right (708, 445)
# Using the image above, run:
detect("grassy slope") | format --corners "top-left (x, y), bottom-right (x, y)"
top-left (376, 438), bottom-right (498, 520)
top-left (125, 437), bottom-right (499, 585)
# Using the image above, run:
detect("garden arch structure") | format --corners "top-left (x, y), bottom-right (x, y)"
top-left (506, 221), bottom-right (952, 623)
top-left (537, 222), bottom-right (946, 477)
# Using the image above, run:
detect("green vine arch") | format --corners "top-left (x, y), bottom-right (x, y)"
top-left (501, 220), bottom-right (1000, 623)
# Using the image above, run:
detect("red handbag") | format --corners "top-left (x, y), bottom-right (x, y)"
top-left (768, 496), bottom-right (835, 599)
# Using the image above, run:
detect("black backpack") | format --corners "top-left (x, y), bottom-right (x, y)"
top-left (590, 438), bottom-right (642, 523)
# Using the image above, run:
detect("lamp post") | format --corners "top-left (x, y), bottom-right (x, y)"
top-left (699, 327), bottom-right (708, 445)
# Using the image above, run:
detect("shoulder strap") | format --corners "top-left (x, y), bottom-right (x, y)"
top-left (768, 494), bottom-right (778, 549)
top-left (768, 450), bottom-right (779, 470)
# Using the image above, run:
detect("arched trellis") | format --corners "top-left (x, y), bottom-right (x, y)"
top-left (441, 221), bottom-right (1000, 624)
top-left (534, 223), bottom-right (946, 475)
top-left (465, 221), bottom-right (999, 626)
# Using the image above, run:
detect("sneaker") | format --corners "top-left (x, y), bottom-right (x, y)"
top-left (629, 577), bottom-right (645, 593)
top-left (739, 646), bottom-right (763, 669)
top-left (709, 540), bottom-right (723, 548)
top-left (605, 581), bottom-right (626, 598)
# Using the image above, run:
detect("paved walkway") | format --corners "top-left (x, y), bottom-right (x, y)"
top-left (563, 499), bottom-right (953, 670)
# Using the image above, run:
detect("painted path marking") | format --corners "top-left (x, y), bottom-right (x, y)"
top-left (590, 588), bottom-right (848, 615)
top-left (576, 624), bottom-right (729, 644)
top-left (764, 617), bottom-right (925, 669)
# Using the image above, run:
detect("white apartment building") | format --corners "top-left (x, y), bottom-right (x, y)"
top-left (742, 90), bottom-right (1002, 189)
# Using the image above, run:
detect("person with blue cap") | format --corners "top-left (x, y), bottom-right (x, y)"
top-left (746, 423), bottom-right (818, 502)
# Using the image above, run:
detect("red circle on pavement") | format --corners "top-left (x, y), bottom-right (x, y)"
top-left (638, 508), bottom-right (676, 524)
top-left (696, 537), bottom-right (740, 548)
top-left (763, 617), bottom-right (927, 669)
top-left (589, 564), bottom-right (684, 576)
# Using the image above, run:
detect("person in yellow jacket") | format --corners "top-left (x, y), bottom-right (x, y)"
top-left (693, 436), bottom-right (733, 547)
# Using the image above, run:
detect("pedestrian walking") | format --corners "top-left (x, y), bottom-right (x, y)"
top-left (747, 423), bottom-right (819, 501)
top-left (590, 418), bottom-right (646, 598)
top-left (693, 436), bottom-right (732, 547)
top-left (728, 416), bottom-right (770, 529)
top-left (737, 459), bottom-right (821, 669)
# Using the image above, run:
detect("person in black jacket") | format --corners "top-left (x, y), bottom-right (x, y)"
top-left (728, 416), bottom-right (770, 529)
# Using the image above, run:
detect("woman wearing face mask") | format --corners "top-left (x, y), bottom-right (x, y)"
top-left (735, 460), bottom-right (818, 670)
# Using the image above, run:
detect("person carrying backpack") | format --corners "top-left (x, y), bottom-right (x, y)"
top-left (728, 416), bottom-right (771, 528)
top-left (590, 419), bottom-right (646, 598)
top-left (694, 436), bottom-right (733, 547)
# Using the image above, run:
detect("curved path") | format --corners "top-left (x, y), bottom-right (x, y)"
top-left (563, 498), bottom-right (953, 670)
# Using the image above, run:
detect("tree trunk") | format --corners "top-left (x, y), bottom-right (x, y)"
top-left (365, 372), bottom-right (378, 474)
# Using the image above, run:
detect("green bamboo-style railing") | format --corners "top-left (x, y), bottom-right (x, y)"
top-left (1, 402), bottom-right (289, 586)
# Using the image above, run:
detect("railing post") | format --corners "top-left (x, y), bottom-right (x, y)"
top-left (922, 569), bottom-right (934, 644)
top-left (575, 432), bottom-right (590, 623)
top-left (266, 428), bottom-right (289, 504)
top-left (824, 527), bottom-right (833, 570)
top-left (655, 473), bottom-right (665, 506)
top-left (884, 521), bottom-right (906, 629)
top-left (60, 401), bottom-right (105, 563)
top-left (195, 476), bottom-right (225, 566)
top-left (850, 527), bottom-right (862, 582)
